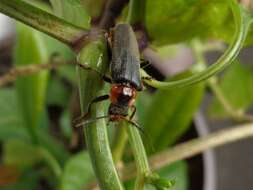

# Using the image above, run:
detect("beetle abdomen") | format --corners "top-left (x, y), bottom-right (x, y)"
top-left (111, 23), bottom-right (142, 90)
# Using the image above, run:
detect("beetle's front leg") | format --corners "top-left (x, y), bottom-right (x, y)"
top-left (73, 94), bottom-right (110, 127)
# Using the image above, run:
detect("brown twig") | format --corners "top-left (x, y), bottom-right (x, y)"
top-left (0, 60), bottom-right (74, 87)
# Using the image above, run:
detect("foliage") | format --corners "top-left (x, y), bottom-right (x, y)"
top-left (0, 0), bottom-right (252, 190)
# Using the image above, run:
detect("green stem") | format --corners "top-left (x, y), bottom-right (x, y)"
top-left (127, 126), bottom-right (151, 190)
top-left (191, 39), bottom-right (253, 122)
top-left (39, 146), bottom-right (62, 179)
top-left (127, 1), bottom-right (151, 189)
top-left (77, 38), bottom-right (124, 190)
top-left (0, 0), bottom-right (89, 47)
top-left (141, 1), bottom-right (252, 89)
top-left (112, 122), bottom-right (128, 163)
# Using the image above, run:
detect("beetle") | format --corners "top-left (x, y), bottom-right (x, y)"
top-left (75, 23), bottom-right (144, 130)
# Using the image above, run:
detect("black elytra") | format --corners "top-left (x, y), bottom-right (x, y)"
top-left (110, 23), bottom-right (143, 91)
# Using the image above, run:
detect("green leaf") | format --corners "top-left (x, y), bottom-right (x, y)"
top-left (209, 63), bottom-right (253, 118)
top-left (38, 130), bottom-right (70, 166)
top-left (50, 0), bottom-right (90, 29)
top-left (60, 151), bottom-right (95, 190)
top-left (46, 77), bottom-right (72, 108)
top-left (81, 0), bottom-right (104, 18)
top-left (142, 72), bottom-right (205, 153)
top-left (57, 64), bottom-right (77, 84)
top-left (59, 110), bottom-right (73, 139)
top-left (3, 139), bottom-right (42, 168)
top-left (146, 0), bottom-right (230, 45)
top-left (0, 169), bottom-right (40, 190)
top-left (0, 88), bottom-right (29, 141)
top-left (14, 23), bottom-right (49, 142)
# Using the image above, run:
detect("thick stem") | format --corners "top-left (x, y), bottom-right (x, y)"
top-left (142, 1), bottom-right (252, 89)
top-left (127, 126), bottom-right (151, 190)
top-left (111, 123), bottom-right (128, 163)
top-left (126, 1), bottom-right (151, 189)
top-left (0, 0), bottom-right (89, 48)
top-left (77, 38), bottom-right (124, 190)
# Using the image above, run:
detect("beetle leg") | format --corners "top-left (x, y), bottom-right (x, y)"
top-left (129, 105), bottom-right (137, 120)
top-left (77, 63), bottom-right (112, 83)
top-left (102, 75), bottom-right (113, 83)
top-left (73, 95), bottom-right (110, 127)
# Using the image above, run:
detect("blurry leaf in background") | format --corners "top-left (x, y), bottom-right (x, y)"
top-left (49, 0), bottom-right (91, 29)
top-left (142, 72), bottom-right (205, 153)
top-left (14, 23), bottom-right (49, 142)
top-left (60, 111), bottom-right (73, 139)
top-left (0, 88), bottom-right (28, 141)
top-left (56, 64), bottom-right (77, 84)
top-left (46, 77), bottom-right (72, 108)
top-left (209, 62), bottom-right (253, 118)
top-left (80, 0), bottom-right (104, 19)
top-left (0, 165), bottom-right (20, 187)
top-left (0, 169), bottom-right (40, 190)
top-left (146, 0), bottom-right (234, 45)
top-left (60, 151), bottom-right (95, 190)
top-left (3, 139), bottom-right (41, 168)
top-left (125, 161), bottom-right (188, 190)
top-left (37, 130), bottom-right (70, 166)
top-left (136, 92), bottom-right (152, 125)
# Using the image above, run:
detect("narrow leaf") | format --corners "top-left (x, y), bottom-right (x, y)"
top-left (142, 72), bottom-right (205, 153)
top-left (60, 151), bottom-right (95, 190)
top-left (14, 23), bottom-right (49, 142)
top-left (209, 62), bottom-right (253, 118)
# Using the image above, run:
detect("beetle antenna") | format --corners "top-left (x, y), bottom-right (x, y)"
top-left (75, 115), bottom-right (109, 128)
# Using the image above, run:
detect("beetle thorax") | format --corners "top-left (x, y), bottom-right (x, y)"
top-left (110, 84), bottom-right (137, 107)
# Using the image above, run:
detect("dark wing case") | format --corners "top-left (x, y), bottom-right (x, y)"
top-left (110, 23), bottom-right (142, 90)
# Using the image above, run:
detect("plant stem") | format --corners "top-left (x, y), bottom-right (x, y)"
top-left (191, 39), bottom-right (253, 122)
top-left (0, 0), bottom-right (89, 47)
top-left (127, 126), bottom-right (151, 190)
top-left (77, 38), bottom-right (124, 190)
top-left (122, 122), bottom-right (253, 180)
top-left (141, 0), bottom-right (252, 89)
top-left (111, 123), bottom-right (128, 163)
top-left (126, 1), bottom-right (151, 189)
